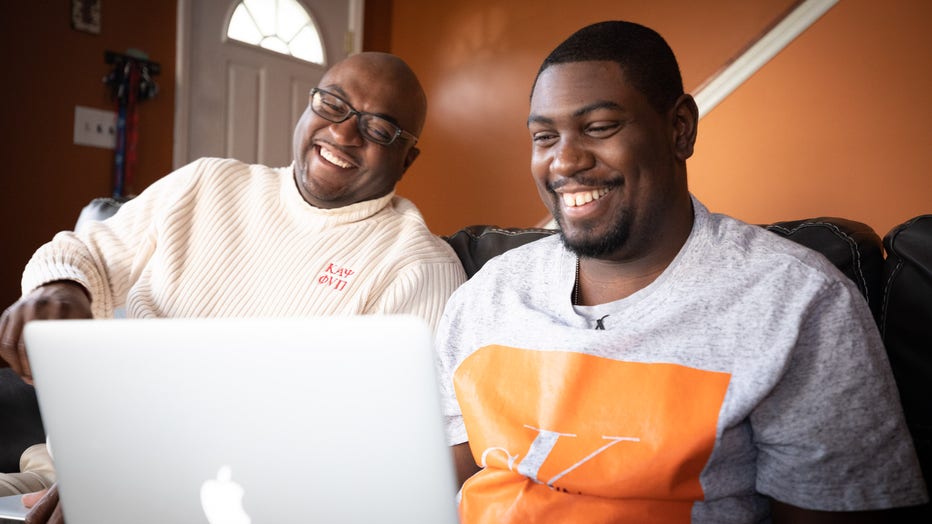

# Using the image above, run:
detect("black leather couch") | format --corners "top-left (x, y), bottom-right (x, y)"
top-left (2, 200), bottom-right (929, 516)
top-left (879, 215), bottom-right (932, 494)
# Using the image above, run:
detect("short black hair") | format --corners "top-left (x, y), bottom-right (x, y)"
top-left (532, 21), bottom-right (684, 113)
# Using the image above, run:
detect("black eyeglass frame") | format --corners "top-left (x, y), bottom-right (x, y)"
top-left (309, 87), bottom-right (419, 146)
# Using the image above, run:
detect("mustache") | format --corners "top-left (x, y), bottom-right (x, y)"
top-left (548, 177), bottom-right (621, 192)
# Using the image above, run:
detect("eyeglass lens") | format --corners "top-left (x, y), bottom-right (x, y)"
top-left (311, 89), bottom-right (400, 145)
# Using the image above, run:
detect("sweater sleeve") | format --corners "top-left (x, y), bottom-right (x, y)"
top-left (20, 160), bottom-right (204, 318)
top-left (368, 258), bottom-right (466, 334)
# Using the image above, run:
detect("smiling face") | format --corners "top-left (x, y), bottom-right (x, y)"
top-left (528, 60), bottom-right (696, 261)
top-left (292, 53), bottom-right (425, 209)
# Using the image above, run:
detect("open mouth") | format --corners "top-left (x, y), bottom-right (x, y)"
top-left (561, 187), bottom-right (611, 207)
top-left (318, 145), bottom-right (355, 169)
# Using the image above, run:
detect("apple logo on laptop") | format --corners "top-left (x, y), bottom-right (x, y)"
top-left (200, 466), bottom-right (251, 524)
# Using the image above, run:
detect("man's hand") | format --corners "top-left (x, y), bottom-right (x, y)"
top-left (23, 485), bottom-right (64, 524)
top-left (0, 281), bottom-right (92, 383)
top-left (452, 442), bottom-right (481, 488)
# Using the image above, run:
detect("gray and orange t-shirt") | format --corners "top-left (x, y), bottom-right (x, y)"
top-left (436, 199), bottom-right (928, 523)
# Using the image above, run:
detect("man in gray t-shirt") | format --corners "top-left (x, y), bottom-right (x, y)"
top-left (438, 20), bottom-right (928, 523)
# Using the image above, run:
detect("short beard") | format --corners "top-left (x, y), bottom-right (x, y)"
top-left (555, 206), bottom-right (631, 258)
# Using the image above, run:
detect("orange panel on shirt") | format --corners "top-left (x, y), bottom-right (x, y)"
top-left (454, 345), bottom-right (731, 523)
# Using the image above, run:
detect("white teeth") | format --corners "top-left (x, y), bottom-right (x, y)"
top-left (562, 187), bottom-right (609, 207)
top-left (320, 147), bottom-right (352, 168)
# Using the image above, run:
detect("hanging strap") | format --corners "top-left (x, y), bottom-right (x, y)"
top-left (112, 61), bottom-right (130, 199)
top-left (103, 51), bottom-right (160, 198)
top-left (123, 64), bottom-right (141, 196)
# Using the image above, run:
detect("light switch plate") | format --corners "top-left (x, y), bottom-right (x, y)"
top-left (74, 105), bottom-right (116, 149)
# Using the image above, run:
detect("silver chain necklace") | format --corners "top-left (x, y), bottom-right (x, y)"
top-left (574, 256), bottom-right (609, 330)
top-left (573, 256), bottom-right (580, 306)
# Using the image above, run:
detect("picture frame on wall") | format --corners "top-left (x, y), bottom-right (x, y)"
top-left (72, 0), bottom-right (102, 35)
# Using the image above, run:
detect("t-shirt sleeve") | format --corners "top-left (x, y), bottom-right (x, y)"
top-left (435, 285), bottom-right (470, 446)
top-left (751, 279), bottom-right (928, 510)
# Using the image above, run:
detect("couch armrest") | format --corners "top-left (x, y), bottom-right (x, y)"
top-left (881, 215), bottom-right (932, 488)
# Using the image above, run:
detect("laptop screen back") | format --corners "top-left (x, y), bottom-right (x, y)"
top-left (24, 316), bottom-right (459, 524)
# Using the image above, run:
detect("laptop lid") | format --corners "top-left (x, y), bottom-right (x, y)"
top-left (0, 494), bottom-right (27, 522)
top-left (24, 316), bottom-right (459, 524)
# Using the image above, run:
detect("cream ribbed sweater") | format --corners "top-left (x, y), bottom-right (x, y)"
top-left (22, 158), bottom-right (466, 332)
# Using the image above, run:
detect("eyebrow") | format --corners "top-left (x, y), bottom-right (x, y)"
top-left (320, 84), bottom-right (349, 100)
top-left (527, 100), bottom-right (625, 127)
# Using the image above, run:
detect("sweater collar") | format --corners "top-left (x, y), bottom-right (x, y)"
top-left (281, 164), bottom-right (396, 225)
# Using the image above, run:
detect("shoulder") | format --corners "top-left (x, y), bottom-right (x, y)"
top-left (137, 159), bottom-right (291, 221)
top-left (183, 157), bottom-right (286, 187)
top-left (375, 196), bottom-right (466, 267)
top-left (149, 158), bottom-right (251, 195)
top-left (664, 206), bottom-right (876, 330)
top-left (699, 210), bottom-right (849, 288)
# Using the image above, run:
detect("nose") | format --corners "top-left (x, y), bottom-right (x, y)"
top-left (328, 114), bottom-right (365, 147)
top-left (549, 136), bottom-right (593, 177)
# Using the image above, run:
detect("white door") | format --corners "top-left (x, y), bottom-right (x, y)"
top-left (175, 0), bottom-right (363, 169)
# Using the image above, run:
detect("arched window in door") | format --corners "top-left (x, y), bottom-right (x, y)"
top-left (226, 0), bottom-right (326, 65)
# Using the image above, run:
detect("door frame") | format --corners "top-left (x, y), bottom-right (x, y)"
top-left (172, 0), bottom-right (365, 170)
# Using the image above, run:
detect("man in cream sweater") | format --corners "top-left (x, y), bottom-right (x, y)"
top-left (0, 52), bottom-right (466, 521)
top-left (1, 51), bottom-right (465, 378)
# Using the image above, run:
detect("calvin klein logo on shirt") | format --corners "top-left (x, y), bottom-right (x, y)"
top-left (482, 425), bottom-right (641, 489)
top-left (318, 263), bottom-right (355, 291)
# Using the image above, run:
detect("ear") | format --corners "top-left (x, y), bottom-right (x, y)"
top-left (401, 146), bottom-right (420, 173)
top-left (671, 94), bottom-right (699, 161)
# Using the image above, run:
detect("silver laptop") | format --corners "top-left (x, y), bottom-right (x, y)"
top-left (24, 316), bottom-right (459, 524)
top-left (0, 494), bottom-right (28, 522)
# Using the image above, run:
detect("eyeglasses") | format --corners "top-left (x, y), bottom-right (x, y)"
top-left (309, 88), bottom-right (418, 146)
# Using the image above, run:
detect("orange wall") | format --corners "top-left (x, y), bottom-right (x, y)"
top-left (383, 0), bottom-right (931, 237)
top-left (0, 2), bottom-right (176, 308)
top-left (689, 0), bottom-right (932, 235)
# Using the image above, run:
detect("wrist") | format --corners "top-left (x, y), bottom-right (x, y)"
top-left (44, 280), bottom-right (91, 302)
